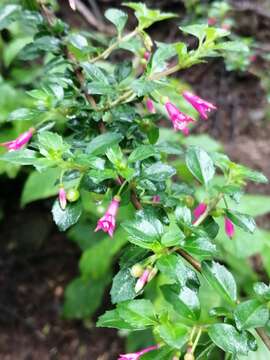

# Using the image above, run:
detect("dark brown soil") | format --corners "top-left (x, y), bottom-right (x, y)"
top-left (1, 0), bottom-right (270, 359)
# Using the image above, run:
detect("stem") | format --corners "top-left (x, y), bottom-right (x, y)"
top-left (117, 180), bottom-right (128, 196)
top-left (191, 327), bottom-right (202, 353)
top-left (149, 64), bottom-right (181, 81)
top-left (89, 29), bottom-right (138, 63)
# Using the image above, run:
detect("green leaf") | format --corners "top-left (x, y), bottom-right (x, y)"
top-left (86, 132), bottom-right (123, 156)
top-left (86, 81), bottom-right (115, 95)
top-left (185, 146), bottom-right (215, 185)
top-left (97, 309), bottom-right (134, 330)
top-left (122, 209), bottom-right (164, 250)
top-left (21, 168), bottom-right (60, 206)
top-left (124, 2), bottom-right (176, 30)
top-left (234, 300), bottom-right (269, 331)
top-left (225, 210), bottom-right (256, 234)
top-left (105, 8), bottom-right (128, 35)
top-left (63, 275), bottom-right (110, 319)
top-left (128, 145), bottom-right (157, 163)
top-left (161, 284), bottom-right (201, 320)
top-left (131, 79), bottom-right (160, 96)
top-left (140, 346), bottom-right (175, 360)
top-left (117, 299), bottom-right (157, 330)
top-left (52, 200), bottom-right (82, 232)
top-left (114, 60), bottom-right (132, 82)
top-left (180, 24), bottom-right (208, 43)
top-left (202, 261), bottom-right (237, 305)
top-left (82, 62), bottom-right (109, 84)
top-left (181, 236), bottom-right (217, 258)
top-left (208, 323), bottom-right (249, 356)
top-left (157, 254), bottom-right (199, 288)
top-left (253, 282), bottom-right (270, 300)
top-left (0, 149), bottom-right (39, 165)
top-left (8, 108), bottom-right (39, 122)
top-left (143, 162), bottom-right (176, 182)
top-left (111, 267), bottom-right (136, 304)
top-left (161, 222), bottom-right (185, 247)
top-left (0, 4), bottom-right (20, 30)
top-left (38, 131), bottom-right (68, 158)
top-left (151, 42), bottom-right (178, 73)
top-left (19, 36), bottom-right (60, 61)
top-left (157, 322), bottom-right (188, 349)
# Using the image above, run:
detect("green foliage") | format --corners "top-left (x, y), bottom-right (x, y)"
top-left (0, 1), bottom-right (269, 358)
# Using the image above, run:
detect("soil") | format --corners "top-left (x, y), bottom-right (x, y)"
top-left (1, 0), bottom-right (270, 359)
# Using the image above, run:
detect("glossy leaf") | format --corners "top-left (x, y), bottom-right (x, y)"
top-left (185, 146), bottom-right (215, 185)
top-left (234, 300), bottom-right (269, 330)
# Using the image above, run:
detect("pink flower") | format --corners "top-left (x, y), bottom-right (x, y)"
top-left (183, 91), bottom-right (217, 120)
top-left (165, 102), bottom-right (194, 135)
top-left (208, 17), bottom-right (217, 26)
top-left (69, 0), bottom-right (76, 10)
top-left (152, 195), bottom-right (160, 203)
top-left (119, 345), bottom-right (159, 360)
top-left (135, 269), bottom-right (150, 293)
top-left (0, 128), bottom-right (34, 152)
top-left (95, 196), bottom-right (120, 237)
top-left (144, 51), bottom-right (151, 61)
top-left (225, 217), bottom-right (235, 238)
top-left (59, 187), bottom-right (67, 210)
top-left (146, 98), bottom-right (155, 113)
top-left (193, 203), bottom-right (207, 221)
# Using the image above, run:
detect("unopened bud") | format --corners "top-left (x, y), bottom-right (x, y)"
top-left (66, 188), bottom-right (80, 202)
top-left (148, 267), bottom-right (158, 282)
top-left (135, 269), bottom-right (150, 293)
top-left (184, 354), bottom-right (194, 360)
top-left (131, 264), bottom-right (144, 278)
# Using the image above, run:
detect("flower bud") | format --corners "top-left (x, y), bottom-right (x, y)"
top-left (66, 189), bottom-right (80, 202)
top-left (184, 354), bottom-right (194, 360)
top-left (130, 264), bottom-right (144, 278)
top-left (148, 267), bottom-right (158, 282)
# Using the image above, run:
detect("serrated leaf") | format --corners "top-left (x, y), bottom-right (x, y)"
top-left (186, 146), bottom-right (215, 185)
top-left (225, 210), bottom-right (256, 234)
top-left (117, 299), bottom-right (157, 330)
top-left (21, 168), bottom-right (60, 206)
top-left (52, 200), bottom-right (82, 232)
top-left (111, 267), bottom-right (137, 304)
top-left (97, 309), bottom-right (134, 330)
top-left (208, 323), bottom-right (249, 356)
top-left (234, 300), bottom-right (269, 331)
top-left (202, 260), bottom-right (237, 305)
top-left (161, 284), bottom-right (201, 320)
top-left (105, 8), bottom-right (128, 35)
top-left (86, 132), bottom-right (123, 155)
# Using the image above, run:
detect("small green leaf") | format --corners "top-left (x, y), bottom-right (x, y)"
top-left (21, 168), bottom-right (60, 206)
top-left (185, 146), bottom-right (215, 185)
top-left (0, 149), bottom-right (39, 165)
top-left (86, 81), bottom-right (115, 95)
top-left (105, 8), bottom-right (128, 35)
top-left (202, 260), bottom-right (237, 305)
top-left (52, 200), bottom-right (82, 232)
top-left (161, 284), bottom-right (201, 320)
top-left (161, 222), bottom-right (185, 247)
top-left (131, 78), bottom-right (159, 96)
top-left (253, 282), bottom-right (270, 300)
top-left (117, 299), bottom-right (157, 330)
top-left (157, 322), bottom-right (188, 349)
top-left (182, 236), bottom-right (217, 258)
top-left (208, 323), bottom-right (249, 356)
top-left (124, 2), bottom-right (176, 30)
top-left (0, 4), bottom-right (20, 30)
top-left (86, 133), bottom-right (123, 156)
top-left (234, 300), bottom-right (269, 331)
top-left (97, 309), bottom-right (134, 330)
top-left (122, 209), bottom-right (164, 250)
top-left (110, 267), bottom-right (136, 304)
top-left (129, 145), bottom-right (157, 163)
top-left (143, 162), bottom-right (176, 182)
top-left (225, 210), bottom-right (256, 234)
top-left (180, 24), bottom-right (208, 43)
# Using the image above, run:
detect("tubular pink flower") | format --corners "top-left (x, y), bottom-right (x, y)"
top-left (0, 128), bottom-right (34, 152)
top-left (152, 195), bottom-right (160, 203)
top-left (95, 196), bottom-right (120, 237)
top-left (193, 203), bottom-right (207, 221)
top-left (59, 187), bottom-right (67, 210)
top-left (119, 345), bottom-right (159, 360)
top-left (183, 91), bottom-right (217, 120)
top-left (146, 98), bottom-right (155, 113)
top-left (143, 51), bottom-right (151, 61)
top-left (208, 17), bottom-right (217, 26)
top-left (69, 0), bottom-right (76, 10)
top-left (135, 269), bottom-right (150, 293)
top-left (165, 102), bottom-right (194, 135)
top-left (225, 217), bottom-right (235, 238)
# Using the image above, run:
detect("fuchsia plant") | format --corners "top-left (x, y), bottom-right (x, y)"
top-left (1, 2), bottom-right (270, 359)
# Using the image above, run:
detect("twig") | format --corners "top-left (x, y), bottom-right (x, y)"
top-left (76, 0), bottom-right (115, 35)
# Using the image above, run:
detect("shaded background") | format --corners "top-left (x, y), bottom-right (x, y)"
top-left (1, 0), bottom-right (270, 358)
